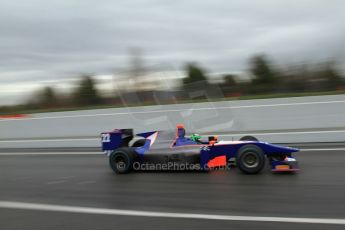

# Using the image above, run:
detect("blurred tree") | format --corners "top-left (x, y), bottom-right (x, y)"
top-left (223, 74), bottom-right (237, 87)
top-left (249, 55), bottom-right (276, 84)
top-left (183, 63), bottom-right (208, 85)
top-left (41, 86), bottom-right (59, 107)
top-left (25, 86), bottom-right (59, 109)
top-left (73, 75), bottom-right (101, 106)
top-left (219, 74), bottom-right (240, 97)
top-left (321, 62), bottom-right (342, 90)
top-left (181, 63), bottom-right (211, 100)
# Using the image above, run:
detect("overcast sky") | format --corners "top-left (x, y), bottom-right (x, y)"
top-left (1, 0), bottom-right (345, 105)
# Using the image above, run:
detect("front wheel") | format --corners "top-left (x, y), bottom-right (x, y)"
top-left (237, 144), bottom-right (265, 174)
top-left (109, 147), bottom-right (137, 174)
top-left (239, 136), bottom-right (258, 141)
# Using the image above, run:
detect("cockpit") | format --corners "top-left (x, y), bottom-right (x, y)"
top-left (173, 124), bottom-right (218, 147)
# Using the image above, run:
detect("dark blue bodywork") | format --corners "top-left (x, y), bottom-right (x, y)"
top-left (101, 129), bottom-right (299, 172)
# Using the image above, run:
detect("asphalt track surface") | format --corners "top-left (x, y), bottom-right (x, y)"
top-left (1, 146), bottom-right (345, 229)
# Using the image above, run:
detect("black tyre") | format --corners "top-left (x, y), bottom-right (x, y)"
top-left (239, 136), bottom-right (258, 141)
top-left (109, 147), bottom-right (137, 174)
top-left (237, 144), bottom-right (265, 174)
top-left (132, 139), bottom-right (146, 147)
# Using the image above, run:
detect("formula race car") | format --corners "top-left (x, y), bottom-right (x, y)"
top-left (101, 124), bottom-right (299, 174)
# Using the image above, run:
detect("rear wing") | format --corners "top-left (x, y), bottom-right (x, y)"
top-left (101, 129), bottom-right (133, 155)
top-left (101, 129), bottom-right (159, 155)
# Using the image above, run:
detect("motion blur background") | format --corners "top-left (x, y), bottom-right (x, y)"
top-left (2, 2), bottom-right (345, 230)
top-left (1, 0), bottom-right (345, 114)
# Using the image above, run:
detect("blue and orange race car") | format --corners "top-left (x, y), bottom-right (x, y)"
top-left (101, 124), bottom-right (299, 174)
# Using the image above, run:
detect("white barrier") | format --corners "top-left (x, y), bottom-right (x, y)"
top-left (1, 94), bottom-right (345, 148)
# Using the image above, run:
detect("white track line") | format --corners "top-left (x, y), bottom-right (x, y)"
top-left (1, 100), bottom-right (345, 122)
top-left (46, 180), bottom-right (66, 185)
top-left (220, 130), bottom-right (345, 136)
top-left (0, 149), bottom-right (344, 156)
top-left (0, 138), bottom-right (97, 143)
top-left (300, 148), bottom-right (345, 151)
top-left (0, 201), bottom-right (344, 225)
top-left (1, 129), bottom-right (345, 144)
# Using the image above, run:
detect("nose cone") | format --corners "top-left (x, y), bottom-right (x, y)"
top-left (266, 143), bottom-right (300, 153)
top-left (286, 146), bottom-right (299, 152)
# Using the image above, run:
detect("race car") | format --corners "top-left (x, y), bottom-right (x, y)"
top-left (101, 124), bottom-right (299, 174)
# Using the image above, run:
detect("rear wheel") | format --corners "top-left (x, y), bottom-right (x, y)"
top-left (109, 147), bottom-right (137, 174)
top-left (237, 144), bottom-right (265, 174)
top-left (239, 136), bottom-right (258, 141)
